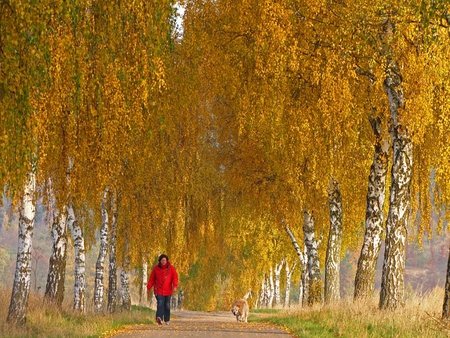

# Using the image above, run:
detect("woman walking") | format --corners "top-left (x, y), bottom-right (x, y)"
top-left (147, 254), bottom-right (179, 325)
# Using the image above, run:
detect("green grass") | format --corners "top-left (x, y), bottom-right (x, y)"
top-left (251, 308), bottom-right (282, 314)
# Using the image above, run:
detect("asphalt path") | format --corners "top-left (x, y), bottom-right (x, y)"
top-left (110, 310), bottom-right (294, 337)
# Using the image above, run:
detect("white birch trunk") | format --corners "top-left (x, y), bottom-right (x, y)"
top-left (44, 205), bottom-right (68, 307)
top-left (303, 210), bottom-right (322, 305)
top-left (259, 278), bottom-right (265, 308)
top-left (94, 189), bottom-right (109, 313)
top-left (108, 191), bottom-right (118, 313)
top-left (300, 244), bottom-right (309, 307)
top-left (379, 21), bottom-right (412, 309)
top-left (264, 274), bottom-right (270, 308)
top-left (260, 274), bottom-right (270, 308)
top-left (268, 267), bottom-right (274, 308)
top-left (68, 203), bottom-right (86, 313)
top-left (285, 226), bottom-right (304, 262)
top-left (354, 117), bottom-right (389, 300)
top-left (7, 171), bottom-right (36, 324)
top-left (284, 260), bottom-right (296, 308)
top-left (274, 259), bottom-right (284, 307)
top-left (324, 180), bottom-right (343, 304)
top-left (284, 226), bottom-right (308, 307)
top-left (254, 292), bottom-right (259, 310)
top-left (121, 232), bottom-right (131, 311)
top-left (140, 259), bottom-right (148, 306)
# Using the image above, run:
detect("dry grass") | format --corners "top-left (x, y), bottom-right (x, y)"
top-left (0, 289), bottom-right (154, 338)
top-left (255, 286), bottom-right (450, 338)
top-left (1, 287), bottom-right (449, 337)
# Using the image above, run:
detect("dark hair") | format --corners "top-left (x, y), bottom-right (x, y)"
top-left (158, 254), bottom-right (169, 262)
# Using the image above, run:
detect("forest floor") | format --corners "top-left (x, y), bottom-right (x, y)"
top-left (108, 310), bottom-right (294, 337)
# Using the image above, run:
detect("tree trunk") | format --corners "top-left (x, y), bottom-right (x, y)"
top-left (443, 246), bottom-right (450, 318)
top-left (285, 226), bottom-right (308, 307)
top-left (284, 260), bottom-right (296, 308)
top-left (300, 244), bottom-right (309, 307)
top-left (44, 205), bottom-right (68, 307)
top-left (324, 180), bottom-right (343, 304)
top-left (259, 277), bottom-right (265, 308)
top-left (177, 288), bottom-right (184, 309)
top-left (139, 259), bottom-right (148, 306)
top-left (268, 267), bottom-right (274, 308)
top-left (285, 226), bottom-right (303, 260)
top-left (379, 43), bottom-right (412, 310)
top-left (121, 232), bottom-right (131, 311)
top-left (108, 191), bottom-right (118, 313)
top-left (94, 189), bottom-right (109, 313)
top-left (68, 203), bottom-right (86, 313)
top-left (354, 117), bottom-right (389, 300)
top-left (303, 210), bottom-right (322, 305)
top-left (7, 171), bottom-right (36, 325)
top-left (259, 274), bottom-right (269, 308)
top-left (274, 259), bottom-right (284, 307)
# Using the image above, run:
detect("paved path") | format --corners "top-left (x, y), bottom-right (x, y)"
top-left (110, 310), bottom-right (293, 337)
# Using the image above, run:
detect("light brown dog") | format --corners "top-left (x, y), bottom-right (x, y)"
top-left (231, 289), bottom-right (251, 322)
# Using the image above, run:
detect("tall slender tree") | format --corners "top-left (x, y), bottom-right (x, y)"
top-left (324, 179), bottom-right (343, 304)
top-left (120, 231), bottom-right (131, 311)
top-left (355, 117), bottom-right (389, 300)
top-left (7, 170), bottom-right (36, 324)
top-left (94, 188), bottom-right (109, 313)
top-left (68, 203), bottom-right (86, 312)
top-left (44, 202), bottom-right (68, 307)
top-left (303, 210), bottom-right (322, 305)
top-left (107, 190), bottom-right (118, 313)
top-left (379, 18), bottom-right (412, 310)
top-left (284, 260), bottom-right (296, 308)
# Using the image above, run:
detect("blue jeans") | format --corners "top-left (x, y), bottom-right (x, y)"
top-left (155, 295), bottom-right (172, 322)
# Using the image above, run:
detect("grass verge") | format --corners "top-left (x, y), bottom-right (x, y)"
top-left (1, 287), bottom-right (449, 337)
top-left (0, 290), bottom-right (155, 338)
top-left (252, 287), bottom-right (450, 337)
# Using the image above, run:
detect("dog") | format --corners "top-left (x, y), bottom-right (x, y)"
top-left (231, 289), bottom-right (251, 322)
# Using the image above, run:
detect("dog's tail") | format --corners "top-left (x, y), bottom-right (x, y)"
top-left (243, 289), bottom-right (252, 300)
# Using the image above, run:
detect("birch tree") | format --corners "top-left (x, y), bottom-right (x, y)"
top-left (259, 274), bottom-right (270, 309)
top-left (120, 232), bottom-right (131, 311)
top-left (1, 0), bottom-right (50, 324)
top-left (379, 18), bottom-right (412, 310)
top-left (7, 171), bottom-right (36, 324)
top-left (354, 117), bottom-right (389, 300)
top-left (108, 190), bottom-right (118, 313)
top-left (284, 225), bottom-right (307, 306)
top-left (303, 210), bottom-right (322, 305)
top-left (284, 260), bottom-right (296, 308)
top-left (299, 245), bottom-right (309, 307)
top-left (68, 203), bottom-right (86, 313)
top-left (94, 189), bottom-right (109, 313)
top-left (324, 180), bottom-right (343, 304)
top-left (44, 204), bottom-right (68, 307)
top-left (274, 259), bottom-right (284, 307)
top-left (140, 259), bottom-right (148, 306)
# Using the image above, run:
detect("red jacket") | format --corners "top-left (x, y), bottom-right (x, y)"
top-left (147, 262), bottom-right (178, 296)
